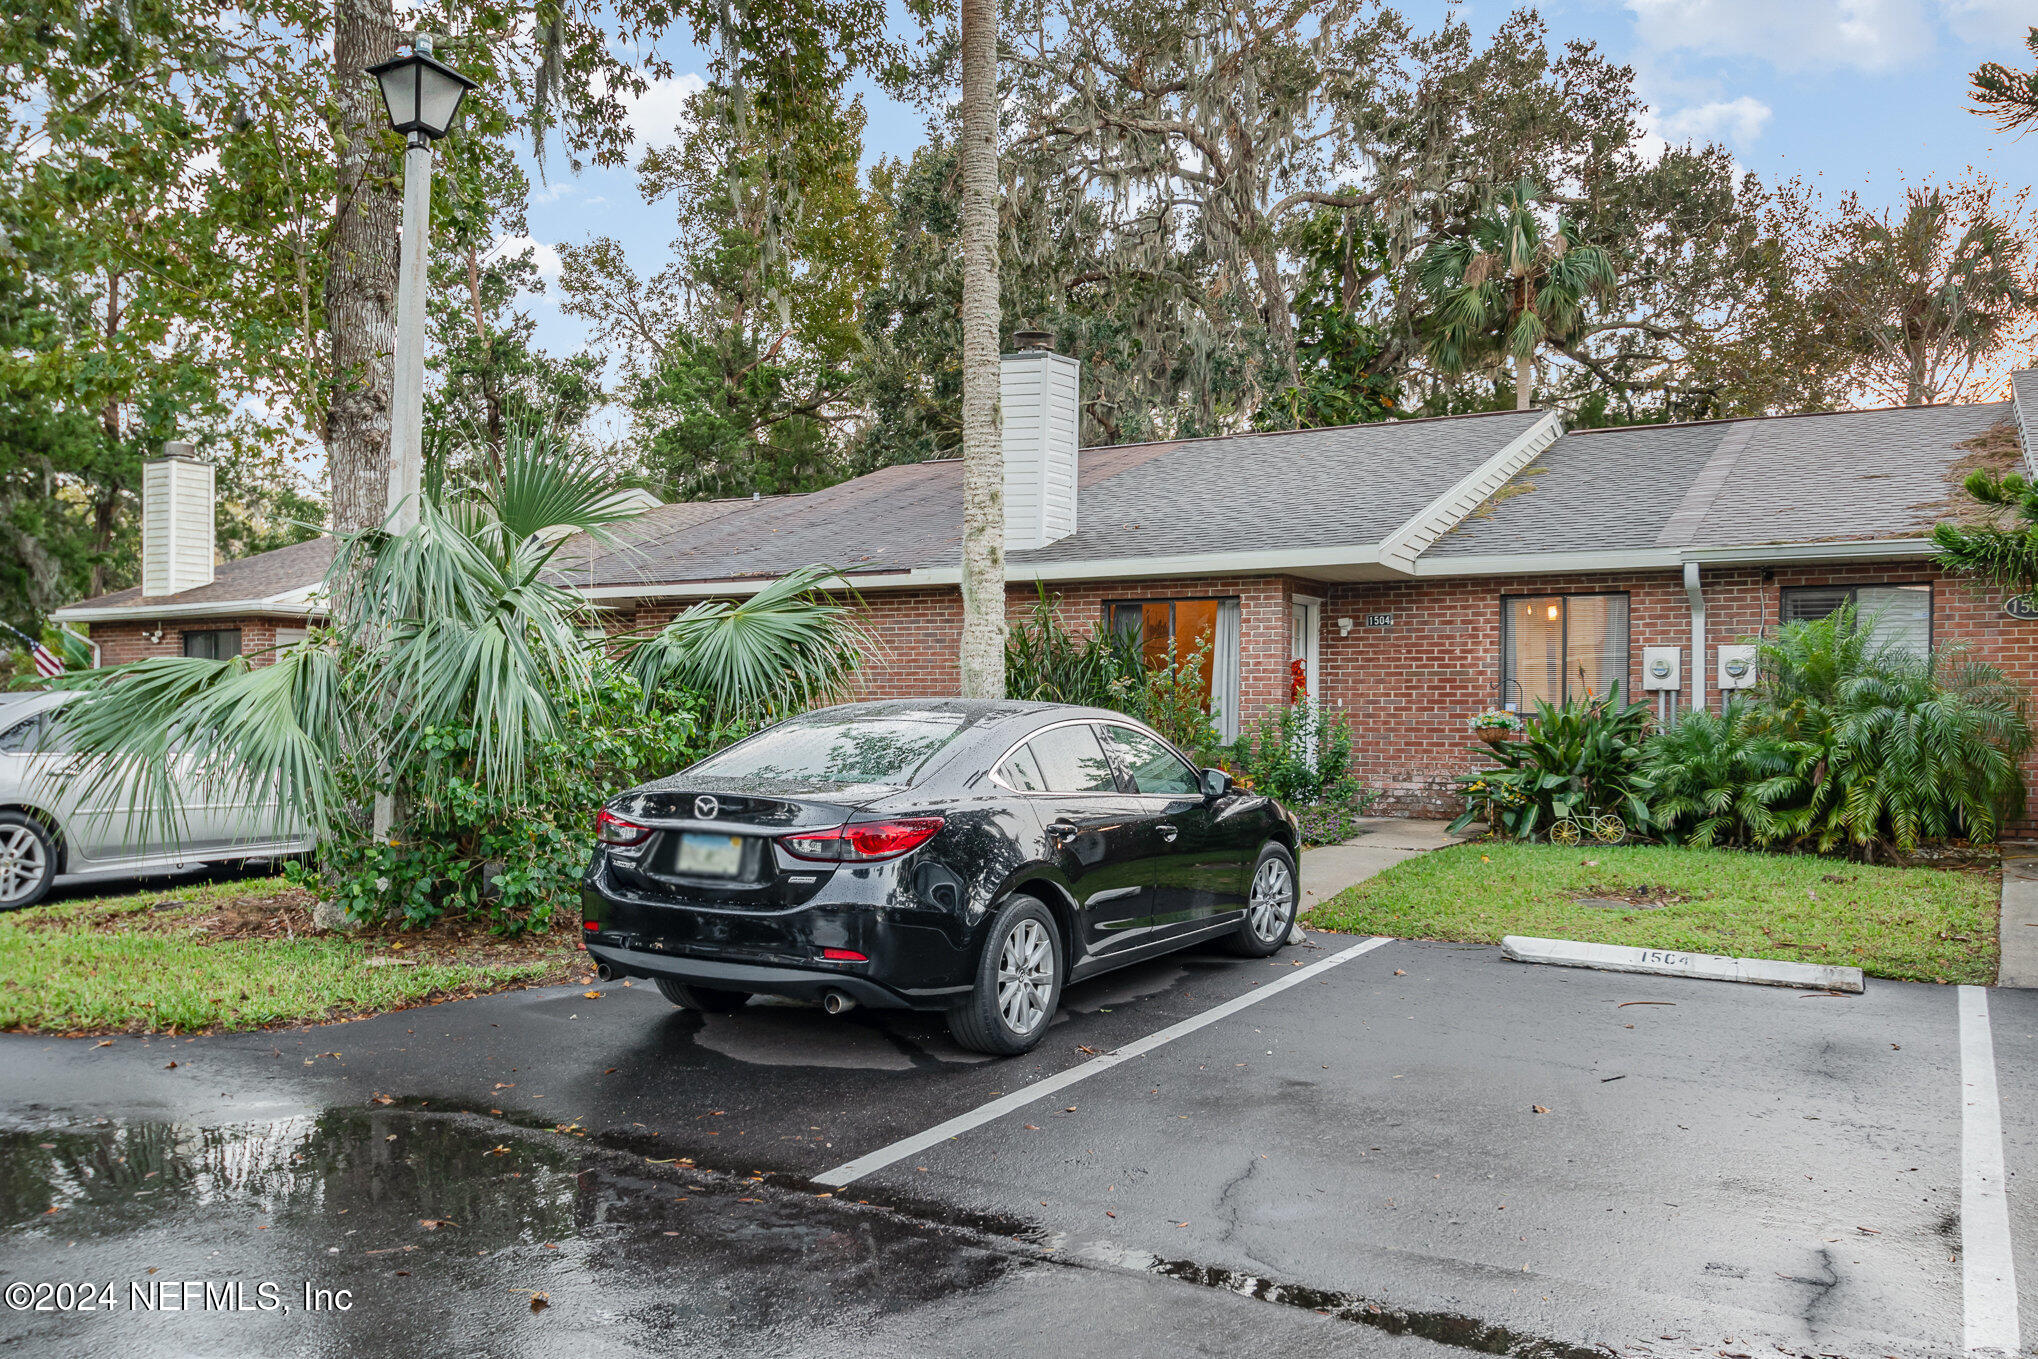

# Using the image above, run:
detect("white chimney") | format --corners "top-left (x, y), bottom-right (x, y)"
top-left (141, 441), bottom-right (215, 597)
top-left (1001, 333), bottom-right (1080, 552)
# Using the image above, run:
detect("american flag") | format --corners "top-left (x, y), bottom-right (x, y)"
top-left (29, 642), bottom-right (62, 678)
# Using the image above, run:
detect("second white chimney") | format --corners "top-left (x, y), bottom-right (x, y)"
top-left (1001, 335), bottom-right (1080, 552)
top-left (140, 441), bottom-right (216, 597)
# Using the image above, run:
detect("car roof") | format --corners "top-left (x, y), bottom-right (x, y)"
top-left (0, 690), bottom-right (72, 719)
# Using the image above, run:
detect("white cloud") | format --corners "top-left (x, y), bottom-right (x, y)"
top-left (1937, 0), bottom-right (2035, 46)
top-left (1625, 0), bottom-right (1935, 72)
top-left (1653, 95), bottom-right (1773, 146)
top-left (622, 72), bottom-right (706, 162)
top-left (493, 234), bottom-right (562, 280)
top-left (491, 234), bottom-right (562, 309)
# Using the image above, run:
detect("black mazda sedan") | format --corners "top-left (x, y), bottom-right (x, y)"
top-left (581, 699), bottom-right (1302, 1054)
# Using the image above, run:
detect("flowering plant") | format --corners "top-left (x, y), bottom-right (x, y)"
top-left (1469, 708), bottom-right (1524, 732)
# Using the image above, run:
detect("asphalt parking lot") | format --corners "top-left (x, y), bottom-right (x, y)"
top-left (0, 933), bottom-right (2029, 1357)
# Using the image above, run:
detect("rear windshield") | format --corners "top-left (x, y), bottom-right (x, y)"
top-left (687, 713), bottom-right (970, 787)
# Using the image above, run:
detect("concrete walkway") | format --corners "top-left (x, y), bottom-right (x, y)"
top-left (1296, 817), bottom-right (1471, 916)
top-left (2000, 847), bottom-right (2038, 987)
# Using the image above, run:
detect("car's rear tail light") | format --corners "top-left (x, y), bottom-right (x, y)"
top-left (595, 808), bottom-right (650, 846)
top-left (781, 816), bottom-right (945, 862)
top-left (821, 948), bottom-right (868, 962)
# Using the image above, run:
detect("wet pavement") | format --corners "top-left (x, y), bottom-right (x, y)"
top-left (0, 934), bottom-right (2027, 1356)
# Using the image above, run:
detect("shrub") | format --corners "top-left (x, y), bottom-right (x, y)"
top-left (1640, 699), bottom-right (1793, 847)
top-left (1226, 703), bottom-right (1374, 844)
top-left (1107, 637), bottom-right (1223, 760)
top-left (296, 667), bottom-right (740, 933)
top-left (1004, 589), bottom-right (1221, 757)
top-left (1754, 609), bottom-right (2030, 856)
top-left (1004, 587), bottom-right (1143, 706)
top-left (1451, 682), bottom-right (1654, 840)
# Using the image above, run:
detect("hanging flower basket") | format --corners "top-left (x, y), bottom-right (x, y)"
top-left (1470, 709), bottom-right (1525, 748)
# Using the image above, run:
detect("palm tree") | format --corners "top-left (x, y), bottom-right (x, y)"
top-left (1416, 178), bottom-right (1617, 410)
top-left (1810, 180), bottom-right (2037, 407)
top-left (956, 0), bottom-right (1006, 698)
top-left (1973, 26), bottom-right (2038, 133)
top-left (51, 426), bottom-right (868, 926)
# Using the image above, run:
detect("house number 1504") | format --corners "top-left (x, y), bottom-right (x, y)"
top-left (1364, 613), bottom-right (1393, 628)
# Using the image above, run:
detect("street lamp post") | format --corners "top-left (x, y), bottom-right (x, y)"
top-left (366, 34), bottom-right (475, 533)
top-left (363, 36), bottom-right (474, 855)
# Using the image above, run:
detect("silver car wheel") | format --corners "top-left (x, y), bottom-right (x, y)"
top-left (0, 823), bottom-right (48, 904)
top-left (995, 917), bottom-right (1054, 1035)
top-left (1248, 857), bottom-right (1294, 943)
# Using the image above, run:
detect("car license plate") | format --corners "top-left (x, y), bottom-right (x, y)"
top-left (675, 832), bottom-right (745, 878)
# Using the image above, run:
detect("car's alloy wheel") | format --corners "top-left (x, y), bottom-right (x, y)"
top-left (997, 917), bottom-right (1055, 1036)
top-left (1248, 856), bottom-right (1294, 944)
top-left (0, 819), bottom-right (52, 908)
top-left (1223, 843), bottom-right (1297, 957)
top-left (950, 897), bottom-right (1063, 1056)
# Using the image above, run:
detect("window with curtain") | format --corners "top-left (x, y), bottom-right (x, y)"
top-left (1779, 584), bottom-right (1931, 657)
top-left (1104, 597), bottom-right (1242, 738)
top-left (1500, 594), bottom-right (1629, 709)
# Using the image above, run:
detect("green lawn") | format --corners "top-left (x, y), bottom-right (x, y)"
top-left (0, 876), bottom-right (577, 1035)
top-left (1307, 842), bottom-right (2000, 984)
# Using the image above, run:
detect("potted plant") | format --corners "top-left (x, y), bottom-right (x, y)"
top-left (1470, 708), bottom-right (1525, 747)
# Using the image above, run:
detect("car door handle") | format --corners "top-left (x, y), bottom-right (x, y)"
top-left (1157, 823), bottom-right (1178, 843)
top-left (1046, 820), bottom-right (1078, 842)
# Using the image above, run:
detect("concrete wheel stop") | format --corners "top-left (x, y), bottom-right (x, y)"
top-left (1500, 935), bottom-right (1865, 994)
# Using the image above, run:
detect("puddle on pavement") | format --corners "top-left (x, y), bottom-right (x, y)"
top-left (0, 1110), bottom-right (1015, 1358)
top-left (1142, 1257), bottom-right (1605, 1359)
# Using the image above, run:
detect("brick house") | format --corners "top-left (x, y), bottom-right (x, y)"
top-left (54, 356), bottom-right (2038, 830)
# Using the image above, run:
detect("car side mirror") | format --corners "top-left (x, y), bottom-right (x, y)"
top-left (1200, 768), bottom-right (1233, 799)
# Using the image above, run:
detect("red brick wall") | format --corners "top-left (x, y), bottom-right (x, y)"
top-left (1316, 561), bottom-right (2038, 835)
top-left (86, 617), bottom-right (299, 666)
top-left (596, 557), bottom-right (2038, 838)
top-left (613, 578), bottom-right (1308, 717)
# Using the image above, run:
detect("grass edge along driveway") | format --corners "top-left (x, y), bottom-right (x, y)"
top-left (1307, 842), bottom-right (1999, 985)
top-left (0, 877), bottom-right (575, 1035)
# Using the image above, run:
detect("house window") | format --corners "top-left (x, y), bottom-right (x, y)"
top-left (1105, 597), bottom-right (1242, 739)
top-left (1500, 593), bottom-right (1629, 709)
top-left (182, 628), bottom-right (242, 660)
top-left (1780, 584), bottom-right (1931, 657)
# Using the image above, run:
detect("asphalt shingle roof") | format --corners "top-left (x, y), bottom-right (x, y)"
top-left (59, 391), bottom-right (2031, 612)
top-left (568, 408), bottom-right (1549, 587)
top-left (68, 535), bottom-right (337, 610)
top-left (1433, 400), bottom-right (2015, 556)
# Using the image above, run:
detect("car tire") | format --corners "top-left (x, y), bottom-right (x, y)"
top-left (653, 978), bottom-right (751, 1012)
top-left (948, 896), bottom-right (1063, 1056)
top-left (0, 812), bottom-right (56, 910)
top-left (1222, 843), bottom-right (1298, 958)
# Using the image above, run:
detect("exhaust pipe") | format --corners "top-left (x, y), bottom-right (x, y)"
top-left (822, 990), bottom-right (857, 1015)
top-left (596, 963), bottom-right (616, 982)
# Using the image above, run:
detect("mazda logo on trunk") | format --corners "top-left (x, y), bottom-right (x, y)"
top-left (694, 795), bottom-right (719, 820)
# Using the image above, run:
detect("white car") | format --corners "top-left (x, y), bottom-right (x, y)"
top-left (0, 691), bottom-right (314, 907)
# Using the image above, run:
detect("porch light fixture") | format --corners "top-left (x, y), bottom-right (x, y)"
top-left (367, 36), bottom-right (475, 143)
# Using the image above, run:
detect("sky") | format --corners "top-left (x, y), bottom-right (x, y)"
top-left (504, 0), bottom-right (2038, 372)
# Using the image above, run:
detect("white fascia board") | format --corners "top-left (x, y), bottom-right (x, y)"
top-left (1377, 411), bottom-right (1565, 573)
top-left (575, 543), bottom-right (1391, 602)
top-left (51, 596), bottom-right (324, 623)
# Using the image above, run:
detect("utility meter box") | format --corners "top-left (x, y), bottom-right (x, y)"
top-left (1642, 646), bottom-right (1682, 691)
top-left (1718, 644), bottom-right (1758, 690)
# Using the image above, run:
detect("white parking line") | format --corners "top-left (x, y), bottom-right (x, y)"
top-left (1959, 985), bottom-right (2020, 1353)
top-left (813, 935), bottom-right (1396, 1188)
